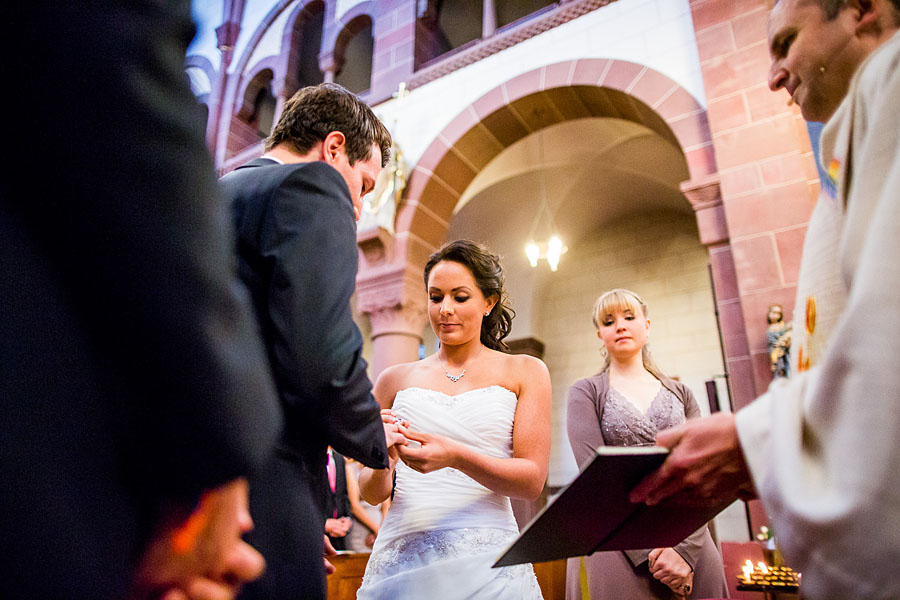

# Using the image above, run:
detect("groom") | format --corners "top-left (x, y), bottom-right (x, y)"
top-left (221, 83), bottom-right (397, 600)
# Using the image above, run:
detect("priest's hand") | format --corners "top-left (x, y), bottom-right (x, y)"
top-left (630, 413), bottom-right (756, 507)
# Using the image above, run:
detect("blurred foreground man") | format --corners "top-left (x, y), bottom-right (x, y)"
top-left (1, 2), bottom-right (282, 599)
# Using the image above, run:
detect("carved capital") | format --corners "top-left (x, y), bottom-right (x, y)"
top-left (215, 21), bottom-right (241, 52)
top-left (357, 226), bottom-right (394, 268)
top-left (680, 177), bottom-right (722, 211)
top-left (367, 302), bottom-right (427, 341)
top-left (356, 265), bottom-right (426, 338)
top-left (318, 50), bottom-right (342, 77)
top-left (270, 76), bottom-right (287, 98)
top-left (683, 177), bottom-right (730, 247)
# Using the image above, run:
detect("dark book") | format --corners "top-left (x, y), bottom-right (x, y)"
top-left (494, 446), bottom-right (730, 567)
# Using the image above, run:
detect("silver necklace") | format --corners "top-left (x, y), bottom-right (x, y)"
top-left (439, 345), bottom-right (483, 383)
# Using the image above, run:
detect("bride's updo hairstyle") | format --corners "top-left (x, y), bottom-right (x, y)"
top-left (592, 288), bottom-right (665, 379)
top-left (424, 239), bottom-right (515, 352)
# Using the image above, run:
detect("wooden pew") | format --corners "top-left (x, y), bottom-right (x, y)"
top-left (326, 552), bottom-right (567, 600)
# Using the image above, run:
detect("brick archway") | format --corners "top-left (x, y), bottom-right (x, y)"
top-left (391, 59), bottom-right (717, 272)
top-left (357, 58), bottom-right (752, 414)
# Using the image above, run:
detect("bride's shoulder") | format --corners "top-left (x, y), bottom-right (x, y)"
top-left (373, 360), bottom-right (423, 406)
top-left (501, 350), bottom-right (547, 371)
top-left (491, 350), bottom-right (549, 384)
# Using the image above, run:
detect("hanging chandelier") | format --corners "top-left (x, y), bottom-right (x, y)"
top-left (525, 235), bottom-right (566, 271)
top-left (524, 124), bottom-right (567, 271)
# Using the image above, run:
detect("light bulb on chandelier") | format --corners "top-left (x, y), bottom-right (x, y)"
top-left (525, 235), bottom-right (567, 272)
top-left (524, 117), bottom-right (567, 272)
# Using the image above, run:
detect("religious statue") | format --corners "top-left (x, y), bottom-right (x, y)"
top-left (766, 304), bottom-right (792, 379)
top-left (358, 139), bottom-right (406, 233)
top-left (358, 83), bottom-right (409, 234)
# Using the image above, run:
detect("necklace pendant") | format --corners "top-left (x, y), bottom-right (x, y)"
top-left (445, 369), bottom-right (465, 382)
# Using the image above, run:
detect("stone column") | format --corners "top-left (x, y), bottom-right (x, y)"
top-left (356, 232), bottom-right (427, 381)
top-left (482, 0), bottom-right (497, 38)
top-left (270, 77), bottom-right (287, 130)
top-left (319, 51), bottom-right (340, 84)
top-left (366, 303), bottom-right (427, 379)
top-left (211, 19), bottom-right (241, 152)
top-left (683, 176), bottom-right (764, 537)
top-left (681, 177), bottom-right (754, 411)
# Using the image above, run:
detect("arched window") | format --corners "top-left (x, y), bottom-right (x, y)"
top-left (251, 84), bottom-right (276, 138)
top-left (495, 0), bottom-right (556, 30)
top-left (334, 15), bottom-right (374, 95)
top-left (288, 0), bottom-right (325, 93)
top-left (415, 0), bottom-right (482, 69)
top-left (226, 69), bottom-right (275, 159)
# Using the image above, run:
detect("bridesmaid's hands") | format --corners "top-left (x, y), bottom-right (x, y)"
top-left (397, 428), bottom-right (463, 473)
top-left (648, 547), bottom-right (692, 597)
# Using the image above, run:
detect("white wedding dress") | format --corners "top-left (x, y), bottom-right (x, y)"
top-left (356, 386), bottom-right (543, 599)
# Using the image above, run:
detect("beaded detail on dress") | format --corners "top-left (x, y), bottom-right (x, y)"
top-left (365, 527), bottom-right (537, 587)
top-left (600, 386), bottom-right (686, 446)
top-left (357, 385), bottom-right (542, 598)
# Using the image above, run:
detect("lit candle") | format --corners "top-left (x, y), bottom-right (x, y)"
top-left (758, 561), bottom-right (769, 574)
top-left (743, 560), bottom-right (754, 579)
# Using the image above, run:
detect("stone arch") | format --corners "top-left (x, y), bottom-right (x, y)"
top-left (356, 59), bottom-right (745, 394)
top-left (323, 0), bottom-right (377, 54)
top-left (281, 0), bottom-right (326, 95)
top-left (233, 61), bottom-right (279, 119)
top-left (392, 59), bottom-right (717, 269)
top-left (185, 55), bottom-right (215, 101)
top-left (331, 12), bottom-right (375, 94)
top-left (229, 0), bottom-right (305, 92)
top-left (225, 66), bottom-right (276, 159)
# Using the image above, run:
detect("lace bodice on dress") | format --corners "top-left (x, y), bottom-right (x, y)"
top-left (600, 386), bottom-right (686, 447)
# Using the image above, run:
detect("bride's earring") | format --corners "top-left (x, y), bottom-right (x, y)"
top-left (484, 310), bottom-right (490, 316)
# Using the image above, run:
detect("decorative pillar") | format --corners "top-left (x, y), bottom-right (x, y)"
top-left (319, 50), bottom-right (340, 84)
top-left (270, 77), bottom-right (287, 129)
top-left (365, 303), bottom-right (427, 378)
top-left (210, 18), bottom-right (241, 151)
top-left (482, 0), bottom-right (497, 38)
top-left (683, 176), bottom-right (764, 538)
top-left (682, 177), bottom-right (755, 410)
top-left (357, 232), bottom-right (427, 380)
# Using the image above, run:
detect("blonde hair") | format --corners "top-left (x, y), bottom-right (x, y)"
top-left (592, 288), bottom-right (666, 380)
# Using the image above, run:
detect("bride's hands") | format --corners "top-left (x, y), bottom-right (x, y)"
top-left (397, 428), bottom-right (462, 473)
top-left (381, 409), bottom-right (409, 470)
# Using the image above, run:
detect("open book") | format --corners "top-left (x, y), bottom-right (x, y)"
top-left (494, 446), bottom-right (730, 567)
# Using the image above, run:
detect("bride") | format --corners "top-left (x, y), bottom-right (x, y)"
top-left (356, 239), bottom-right (551, 599)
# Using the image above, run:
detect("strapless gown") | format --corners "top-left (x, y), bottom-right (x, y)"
top-left (356, 386), bottom-right (543, 599)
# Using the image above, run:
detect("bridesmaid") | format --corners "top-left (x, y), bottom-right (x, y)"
top-left (565, 289), bottom-right (729, 599)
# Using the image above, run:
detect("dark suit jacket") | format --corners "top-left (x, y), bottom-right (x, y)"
top-left (221, 158), bottom-right (388, 600)
top-left (0, 2), bottom-right (282, 598)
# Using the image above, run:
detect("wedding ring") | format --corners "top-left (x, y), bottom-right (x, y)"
top-left (682, 583), bottom-right (691, 594)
